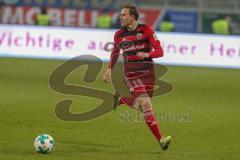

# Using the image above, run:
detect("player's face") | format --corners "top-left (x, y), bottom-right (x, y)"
top-left (120, 8), bottom-right (134, 27)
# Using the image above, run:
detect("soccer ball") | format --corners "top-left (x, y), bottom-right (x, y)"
top-left (34, 134), bottom-right (55, 154)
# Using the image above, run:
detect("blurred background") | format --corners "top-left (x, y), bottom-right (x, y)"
top-left (0, 1), bottom-right (240, 160)
top-left (0, 0), bottom-right (240, 35)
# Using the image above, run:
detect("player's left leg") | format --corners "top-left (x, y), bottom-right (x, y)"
top-left (135, 93), bottom-right (162, 141)
top-left (135, 93), bottom-right (171, 151)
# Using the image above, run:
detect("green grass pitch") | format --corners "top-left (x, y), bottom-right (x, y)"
top-left (0, 57), bottom-right (240, 160)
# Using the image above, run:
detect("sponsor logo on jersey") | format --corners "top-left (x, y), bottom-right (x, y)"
top-left (123, 44), bottom-right (145, 52)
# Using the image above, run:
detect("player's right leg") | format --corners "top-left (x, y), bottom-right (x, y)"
top-left (113, 92), bottom-right (120, 110)
top-left (113, 92), bottom-right (143, 111)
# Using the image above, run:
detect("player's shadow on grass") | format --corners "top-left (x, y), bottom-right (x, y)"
top-left (145, 150), bottom-right (162, 155)
top-left (60, 140), bottom-right (161, 154)
top-left (60, 140), bottom-right (121, 153)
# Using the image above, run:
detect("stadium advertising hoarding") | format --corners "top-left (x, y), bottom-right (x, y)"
top-left (1, 6), bottom-right (161, 28)
top-left (0, 25), bottom-right (240, 68)
top-left (1, 0), bottom-right (133, 9)
top-left (160, 10), bottom-right (198, 33)
top-left (202, 12), bottom-right (240, 35)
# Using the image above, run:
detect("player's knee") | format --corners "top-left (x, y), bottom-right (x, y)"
top-left (137, 97), bottom-right (152, 111)
top-left (142, 100), bottom-right (152, 111)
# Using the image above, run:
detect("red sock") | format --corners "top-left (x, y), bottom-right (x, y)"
top-left (144, 110), bottom-right (162, 142)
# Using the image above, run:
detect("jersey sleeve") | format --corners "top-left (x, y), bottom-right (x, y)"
top-left (108, 32), bottom-right (120, 69)
top-left (145, 26), bottom-right (164, 58)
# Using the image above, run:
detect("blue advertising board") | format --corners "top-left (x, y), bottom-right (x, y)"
top-left (159, 10), bottom-right (198, 33)
top-left (1, 0), bottom-right (139, 9)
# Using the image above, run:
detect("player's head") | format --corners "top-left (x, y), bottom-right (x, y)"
top-left (120, 3), bottom-right (139, 28)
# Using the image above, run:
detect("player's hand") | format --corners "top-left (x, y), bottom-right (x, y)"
top-left (103, 68), bottom-right (111, 83)
top-left (136, 52), bottom-right (150, 59)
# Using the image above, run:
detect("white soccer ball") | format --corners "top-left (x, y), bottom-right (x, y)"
top-left (34, 134), bottom-right (55, 154)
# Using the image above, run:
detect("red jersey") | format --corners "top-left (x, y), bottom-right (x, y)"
top-left (109, 24), bottom-right (164, 73)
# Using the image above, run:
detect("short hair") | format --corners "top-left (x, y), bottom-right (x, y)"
top-left (122, 3), bottom-right (139, 20)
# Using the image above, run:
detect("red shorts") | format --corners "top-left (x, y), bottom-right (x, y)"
top-left (124, 69), bottom-right (155, 98)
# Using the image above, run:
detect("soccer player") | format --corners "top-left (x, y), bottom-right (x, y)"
top-left (103, 4), bottom-right (171, 151)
